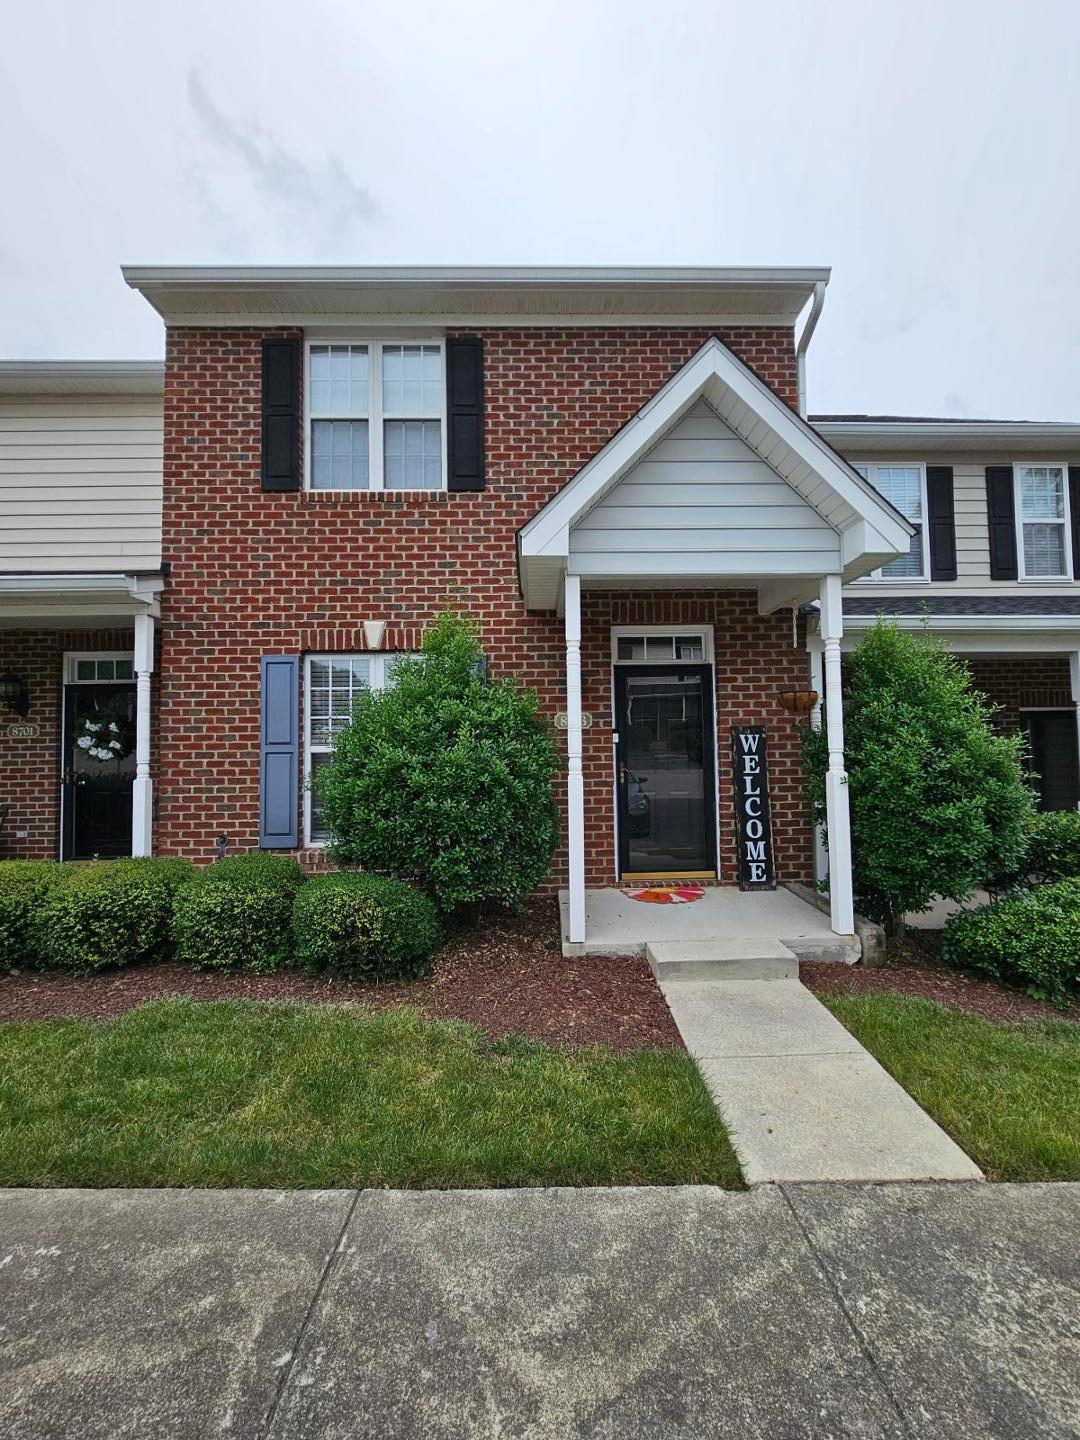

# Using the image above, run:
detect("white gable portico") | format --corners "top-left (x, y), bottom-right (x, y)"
top-left (519, 336), bottom-right (913, 946)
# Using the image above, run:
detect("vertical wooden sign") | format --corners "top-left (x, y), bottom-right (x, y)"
top-left (731, 726), bottom-right (775, 890)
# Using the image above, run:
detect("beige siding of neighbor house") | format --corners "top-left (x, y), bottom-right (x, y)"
top-left (0, 395), bottom-right (163, 572)
top-left (839, 450), bottom-right (1080, 598)
top-left (568, 399), bottom-right (841, 577)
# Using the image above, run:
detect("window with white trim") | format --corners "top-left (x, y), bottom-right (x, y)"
top-left (1015, 464), bottom-right (1070, 579)
top-left (304, 653), bottom-right (412, 844)
top-left (65, 653), bottom-right (134, 683)
top-left (307, 341), bottom-right (445, 491)
top-left (854, 464), bottom-right (928, 580)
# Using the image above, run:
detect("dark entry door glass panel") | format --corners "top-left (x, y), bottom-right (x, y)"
top-left (614, 666), bottom-right (716, 875)
top-left (1022, 711), bottom-right (1080, 812)
top-left (62, 683), bottom-right (136, 859)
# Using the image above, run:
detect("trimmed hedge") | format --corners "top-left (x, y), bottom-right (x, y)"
top-left (0, 861), bottom-right (63, 971)
top-left (940, 879), bottom-right (1080, 1007)
top-left (1024, 810), bottom-right (1080, 884)
top-left (34, 858), bottom-right (194, 977)
top-left (292, 871), bottom-right (441, 982)
top-left (172, 853), bottom-right (306, 973)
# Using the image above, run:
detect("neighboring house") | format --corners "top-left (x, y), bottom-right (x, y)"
top-left (0, 266), bottom-right (1076, 947)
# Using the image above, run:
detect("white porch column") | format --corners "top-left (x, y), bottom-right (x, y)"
top-left (132, 611), bottom-right (154, 857)
top-left (808, 642), bottom-right (829, 885)
top-left (564, 573), bottom-right (586, 944)
top-left (819, 575), bottom-right (854, 934)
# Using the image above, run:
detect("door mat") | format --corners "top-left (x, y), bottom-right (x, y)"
top-left (624, 886), bottom-right (705, 904)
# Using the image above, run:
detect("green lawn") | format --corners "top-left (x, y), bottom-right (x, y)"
top-left (0, 999), bottom-right (742, 1190)
top-left (822, 992), bottom-right (1080, 1182)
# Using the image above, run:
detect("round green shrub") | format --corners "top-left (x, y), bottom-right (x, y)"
top-left (314, 612), bottom-right (560, 913)
top-left (292, 871), bottom-right (441, 982)
top-left (1024, 810), bottom-right (1080, 884)
top-left (35, 857), bottom-right (195, 977)
top-left (802, 621), bottom-right (1033, 932)
top-left (172, 852), bottom-right (306, 973)
top-left (0, 860), bottom-right (63, 971)
top-left (940, 879), bottom-right (1080, 1007)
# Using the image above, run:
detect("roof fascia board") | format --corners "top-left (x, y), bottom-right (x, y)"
top-left (147, 309), bottom-right (807, 329)
top-left (122, 264), bottom-right (831, 288)
top-left (817, 421), bottom-right (1080, 446)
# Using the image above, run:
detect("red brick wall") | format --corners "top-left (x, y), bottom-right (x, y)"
top-left (0, 629), bottom-right (137, 859)
top-left (965, 656), bottom-right (1072, 731)
top-left (157, 323), bottom-right (804, 879)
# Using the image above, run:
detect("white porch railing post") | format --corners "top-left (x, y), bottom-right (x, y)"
top-left (564, 573), bottom-right (586, 944)
top-left (808, 641), bottom-right (828, 886)
top-left (819, 575), bottom-right (854, 934)
top-left (132, 611), bottom-right (154, 857)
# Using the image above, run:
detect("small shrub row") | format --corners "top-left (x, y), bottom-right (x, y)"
top-left (1023, 809), bottom-right (1080, 884)
top-left (941, 878), bottom-right (1080, 1007)
top-left (0, 854), bottom-right (439, 984)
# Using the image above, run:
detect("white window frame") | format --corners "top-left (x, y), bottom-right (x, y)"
top-left (1013, 462), bottom-right (1073, 582)
top-left (852, 462), bottom-right (929, 583)
top-left (64, 651), bottom-right (135, 684)
top-left (610, 625), bottom-right (716, 665)
top-left (304, 337), bottom-right (448, 493)
top-left (303, 652), bottom-right (410, 846)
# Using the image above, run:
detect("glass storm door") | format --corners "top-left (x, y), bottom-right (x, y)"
top-left (613, 666), bottom-right (716, 877)
top-left (62, 683), bottom-right (136, 859)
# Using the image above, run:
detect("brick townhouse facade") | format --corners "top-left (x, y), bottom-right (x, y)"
top-left (2, 266), bottom-right (1079, 947)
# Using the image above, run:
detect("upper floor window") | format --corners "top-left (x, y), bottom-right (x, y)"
top-left (854, 464), bottom-right (927, 580)
top-left (1015, 464), bottom-right (1070, 579)
top-left (307, 341), bottom-right (445, 492)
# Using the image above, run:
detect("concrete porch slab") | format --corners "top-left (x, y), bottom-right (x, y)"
top-left (560, 885), bottom-right (858, 962)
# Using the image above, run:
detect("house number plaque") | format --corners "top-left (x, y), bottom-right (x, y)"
top-left (731, 726), bottom-right (775, 890)
top-left (7, 723), bottom-right (39, 740)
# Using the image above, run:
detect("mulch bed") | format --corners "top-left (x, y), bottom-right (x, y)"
top-left (0, 899), bottom-right (683, 1052)
top-left (803, 928), bottom-right (1080, 1025)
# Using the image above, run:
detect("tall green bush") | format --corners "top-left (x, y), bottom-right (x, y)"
top-left (314, 612), bottom-right (560, 912)
top-left (0, 860), bottom-right (62, 971)
top-left (802, 620), bottom-right (1033, 932)
top-left (35, 858), bottom-right (194, 977)
top-left (171, 853), bottom-right (306, 973)
top-left (1024, 809), bottom-right (1080, 884)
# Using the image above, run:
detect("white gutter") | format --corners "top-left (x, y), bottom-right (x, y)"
top-left (795, 280), bottom-right (827, 419)
top-left (122, 264), bottom-right (832, 289)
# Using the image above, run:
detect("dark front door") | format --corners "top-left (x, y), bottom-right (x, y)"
top-left (1022, 710), bottom-right (1080, 812)
top-left (62, 683), bottom-right (136, 859)
top-left (614, 665), bottom-right (716, 877)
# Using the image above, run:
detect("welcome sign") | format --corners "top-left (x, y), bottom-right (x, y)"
top-left (731, 726), bottom-right (775, 890)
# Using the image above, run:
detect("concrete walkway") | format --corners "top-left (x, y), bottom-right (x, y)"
top-left (2, 1183), bottom-right (1078, 1438)
top-left (660, 975), bottom-right (984, 1184)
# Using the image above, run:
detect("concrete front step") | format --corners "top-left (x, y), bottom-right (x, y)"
top-left (647, 938), bottom-right (799, 983)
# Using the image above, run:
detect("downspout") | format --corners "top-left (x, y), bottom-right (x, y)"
top-left (795, 280), bottom-right (827, 419)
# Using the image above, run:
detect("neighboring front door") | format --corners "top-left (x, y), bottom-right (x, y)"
top-left (1022, 710), bottom-right (1080, 812)
top-left (614, 665), bottom-right (717, 877)
top-left (62, 683), bottom-right (136, 859)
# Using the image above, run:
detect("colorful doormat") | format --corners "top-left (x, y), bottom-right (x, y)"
top-left (624, 886), bottom-right (705, 904)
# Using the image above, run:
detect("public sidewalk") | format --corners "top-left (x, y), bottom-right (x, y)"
top-left (2, 1183), bottom-right (1078, 1438)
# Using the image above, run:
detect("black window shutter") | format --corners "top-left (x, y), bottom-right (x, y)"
top-left (985, 465), bottom-right (1018, 580)
top-left (1070, 467), bottom-right (1080, 579)
top-left (261, 339), bottom-right (301, 491)
top-left (926, 465), bottom-right (957, 580)
top-left (259, 655), bottom-right (300, 848)
top-left (446, 338), bottom-right (485, 491)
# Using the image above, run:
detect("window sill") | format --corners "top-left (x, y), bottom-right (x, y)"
top-left (300, 489), bottom-right (451, 503)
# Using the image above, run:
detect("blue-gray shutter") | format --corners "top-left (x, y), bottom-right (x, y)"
top-left (259, 655), bottom-right (299, 848)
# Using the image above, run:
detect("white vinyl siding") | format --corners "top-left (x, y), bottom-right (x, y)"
top-left (568, 399), bottom-right (841, 578)
top-left (0, 396), bottom-right (162, 571)
top-left (835, 452), bottom-right (1080, 597)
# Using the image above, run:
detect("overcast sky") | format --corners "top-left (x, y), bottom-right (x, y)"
top-left (2, 0), bottom-right (1077, 418)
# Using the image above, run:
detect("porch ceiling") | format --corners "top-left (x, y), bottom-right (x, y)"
top-left (0, 574), bottom-right (163, 628)
top-left (518, 337), bottom-right (913, 614)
